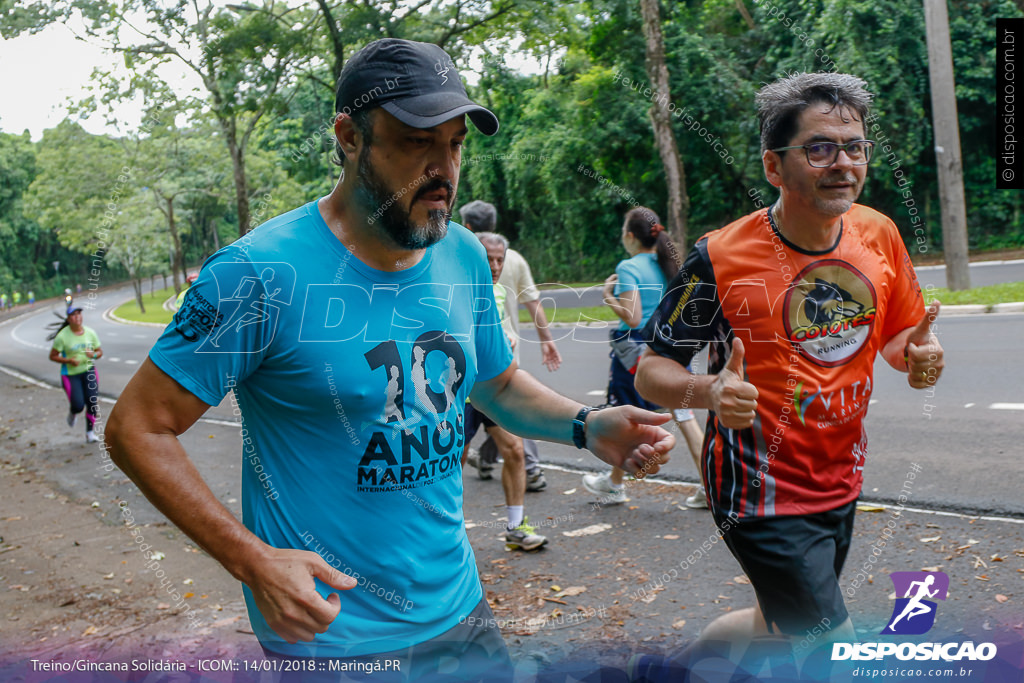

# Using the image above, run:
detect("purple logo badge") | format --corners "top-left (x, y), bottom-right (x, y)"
top-left (880, 571), bottom-right (949, 635)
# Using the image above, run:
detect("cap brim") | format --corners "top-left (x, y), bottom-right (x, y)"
top-left (382, 96), bottom-right (499, 136)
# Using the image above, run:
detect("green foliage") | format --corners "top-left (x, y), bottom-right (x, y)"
top-left (3, 0), bottom-right (1022, 289)
top-left (925, 280), bottom-right (1024, 307)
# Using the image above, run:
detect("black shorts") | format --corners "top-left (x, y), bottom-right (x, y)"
top-left (715, 500), bottom-right (857, 636)
top-left (464, 402), bottom-right (496, 443)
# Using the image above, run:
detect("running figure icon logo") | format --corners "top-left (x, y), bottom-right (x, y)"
top-left (881, 571), bottom-right (949, 635)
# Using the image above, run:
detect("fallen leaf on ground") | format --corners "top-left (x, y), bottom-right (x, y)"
top-left (734, 575), bottom-right (751, 584)
top-left (919, 536), bottom-right (941, 543)
top-left (556, 586), bottom-right (587, 598)
top-left (563, 488), bottom-right (577, 495)
top-left (996, 594), bottom-right (1009, 603)
top-left (663, 535), bottom-right (680, 540)
top-left (563, 523), bottom-right (612, 538)
top-left (672, 619), bottom-right (686, 629)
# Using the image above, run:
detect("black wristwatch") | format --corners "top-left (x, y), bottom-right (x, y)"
top-left (572, 406), bottom-right (598, 449)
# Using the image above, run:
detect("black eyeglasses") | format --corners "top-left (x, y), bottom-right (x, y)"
top-left (770, 140), bottom-right (875, 167)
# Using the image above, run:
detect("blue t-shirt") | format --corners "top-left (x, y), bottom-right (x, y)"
top-left (149, 201), bottom-right (512, 657)
top-left (614, 252), bottom-right (668, 331)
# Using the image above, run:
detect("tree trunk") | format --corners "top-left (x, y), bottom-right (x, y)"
top-left (923, 0), bottom-right (971, 290)
top-left (167, 198), bottom-right (184, 294)
top-left (129, 259), bottom-right (145, 314)
top-left (316, 0), bottom-right (345, 84)
top-left (222, 120), bottom-right (251, 238)
top-left (639, 0), bottom-right (690, 254)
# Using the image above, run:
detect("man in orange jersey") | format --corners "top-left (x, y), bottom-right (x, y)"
top-left (635, 72), bottom-right (943, 657)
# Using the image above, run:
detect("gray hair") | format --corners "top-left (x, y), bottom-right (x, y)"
top-left (756, 72), bottom-right (873, 153)
top-left (459, 200), bottom-right (497, 231)
top-left (476, 231), bottom-right (508, 251)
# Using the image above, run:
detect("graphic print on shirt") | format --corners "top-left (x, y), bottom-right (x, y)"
top-left (783, 260), bottom-right (878, 367)
top-left (357, 331), bottom-right (468, 492)
top-left (174, 262), bottom-right (295, 353)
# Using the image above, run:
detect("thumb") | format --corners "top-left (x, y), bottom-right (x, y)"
top-left (621, 406), bottom-right (673, 426)
top-left (908, 301), bottom-right (940, 345)
top-left (724, 337), bottom-right (746, 376)
top-left (310, 557), bottom-right (357, 592)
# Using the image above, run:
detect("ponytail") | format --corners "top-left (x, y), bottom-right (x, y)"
top-left (624, 206), bottom-right (682, 282)
top-left (46, 312), bottom-right (70, 342)
top-left (653, 231), bottom-right (682, 282)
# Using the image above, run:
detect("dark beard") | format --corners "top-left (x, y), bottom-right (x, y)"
top-left (355, 146), bottom-right (454, 250)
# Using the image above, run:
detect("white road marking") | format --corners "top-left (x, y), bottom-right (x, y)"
top-left (124, 359), bottom-right (139, 365)
top-left (10, 319), bottom-right (50, 350)
top-left (990, 402), bottom-right (1024, 410)
top-left (108, 357), bottom-right (121, 362)
top-left (132, 334), bottom-right (147, 339)
top-left (964, 402), bottom-right (975, 408)
top-left (0, 363), bottom-right (237, 426)
top-left (586, 390), bottom-right (605, 396)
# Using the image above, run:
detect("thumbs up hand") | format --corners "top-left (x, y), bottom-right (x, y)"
top-left (710, 338), bottom-right (759, 429)
top-left (906, 301), bottom-right (944, 389)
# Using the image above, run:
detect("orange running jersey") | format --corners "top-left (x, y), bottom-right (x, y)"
top-left (644, 204), bottom-right (924, 519)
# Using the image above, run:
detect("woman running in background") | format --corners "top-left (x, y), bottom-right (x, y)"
top-left (48, 305), bottom-right (103, 443)
top-left (583, 207), bottom-right (707, 507)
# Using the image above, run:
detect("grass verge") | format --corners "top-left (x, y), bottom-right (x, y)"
top-left (924, 281), bottom-right (1024, 307)
top-left (112, 287), bottom-right (177, 325)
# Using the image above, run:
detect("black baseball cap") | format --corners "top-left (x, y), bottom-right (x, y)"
top-left (335, 39), bottom-right (499, 136)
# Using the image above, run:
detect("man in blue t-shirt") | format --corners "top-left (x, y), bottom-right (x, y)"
top-left (106, 39), bottom-right (675, 680)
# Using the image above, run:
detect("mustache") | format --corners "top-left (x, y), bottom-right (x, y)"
top-left (412, 177), bottom-right (455, 204)
top-left (820, 173), bottom-right (857, 185)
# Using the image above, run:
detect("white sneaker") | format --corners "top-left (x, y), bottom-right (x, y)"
top-left (67, 412), bottom-right (78, 428)
top-left (86, 430), bottom-right (100, 443)
top-left (582, 472), bottom-right (627, 505)
top-left (685, 486), bottom-right (708, 509)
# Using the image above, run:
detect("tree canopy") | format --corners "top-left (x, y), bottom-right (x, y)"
top-left (0, 0), bottom-right (1018, 296)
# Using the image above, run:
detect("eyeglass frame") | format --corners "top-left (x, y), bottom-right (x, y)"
top-left (769, 139), bottom-right (876, 167)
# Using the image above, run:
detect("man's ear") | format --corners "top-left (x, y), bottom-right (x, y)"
top-left (335, 113), bottom-right (360, 160)
top-left (763, 149), bottom-right (784, 189)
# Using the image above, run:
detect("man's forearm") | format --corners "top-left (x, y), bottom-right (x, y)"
top-left (635, 352), bottom-right (716, 411)
top-left (472, 369), bottom-right (581, 444)
top-left (881, 328), bottom-right (913, 372)
top-left (524, 299), bottom-right (554, 343)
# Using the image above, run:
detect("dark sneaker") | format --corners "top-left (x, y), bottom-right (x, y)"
top-left (466, 448), bottom-right (494, 480)
top-left (505, 517), bottom-right (548, 551)
top-left (526, 470), bottom-right (548, 492)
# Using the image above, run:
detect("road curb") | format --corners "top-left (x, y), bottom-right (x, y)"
top-left (103, 303), bottom-right (167, 328)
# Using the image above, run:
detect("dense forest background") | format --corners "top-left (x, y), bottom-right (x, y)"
top-left (1, 0), bottom-right (1020, 300)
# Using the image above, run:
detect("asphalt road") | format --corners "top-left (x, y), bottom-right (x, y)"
top-left (2, 275), bottom-right (1022, 518)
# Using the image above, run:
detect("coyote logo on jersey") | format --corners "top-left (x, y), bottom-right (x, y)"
top-left (785, 260), bottom-right (877, 368)
top-left (803, 279), bottom-right (865, 325)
